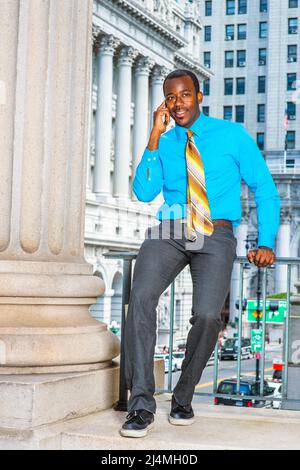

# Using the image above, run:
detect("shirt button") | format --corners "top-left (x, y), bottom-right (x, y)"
top-left (153, 157), bottom-right (156, 160)
top-left (147, 157), bottom-right (151, 161)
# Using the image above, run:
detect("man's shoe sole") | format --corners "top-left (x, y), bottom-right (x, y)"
top-left (168, 415), bottom-right (195, 426)
top-left (119, 421), bottom-right (154, 438)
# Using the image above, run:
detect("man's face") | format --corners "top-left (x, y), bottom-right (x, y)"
top-left (164, 75), bottom-right (203, 128)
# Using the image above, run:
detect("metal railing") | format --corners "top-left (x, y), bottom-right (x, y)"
top-left (103, 251), bottom-right (299, 410)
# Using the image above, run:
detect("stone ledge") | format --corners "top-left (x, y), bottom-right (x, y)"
top-left (60, 395), bottom-right (300, 450)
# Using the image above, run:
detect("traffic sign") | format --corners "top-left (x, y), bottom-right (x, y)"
top-left (246, 299), bottom-right (286, 324)
top-left (251, 329), bottom-right (263, 352)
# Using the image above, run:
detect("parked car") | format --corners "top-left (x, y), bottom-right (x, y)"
top-left (154, 354), bottom-right (180, 373)
top-left (215, 376), bottom-right (274, 408)
top-left (172, 351), bottom-right (185, 370)
top-left (221, 338), bottom-right (252, 361)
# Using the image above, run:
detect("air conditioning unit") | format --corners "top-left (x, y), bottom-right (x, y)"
top-left (259, 60), bottom-right (266, 65)
top-left (205, 63), bottom-right (211, 68)
top-left (289, 114), bottom-right (296, 120)
top-left (238, 61), bottom-right (246, 67)
top-left (289, 27), bottom-right (298, 34)
top-left (226, 35), bottom-right (233, 40)
top-left (287, 57), bottom-right (296, 63)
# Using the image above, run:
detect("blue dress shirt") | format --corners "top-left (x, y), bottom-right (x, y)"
top-left (132, 112), bottom-right (281, 250)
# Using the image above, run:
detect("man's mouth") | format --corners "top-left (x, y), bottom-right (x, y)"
top-left (174, 110), bottom-right (187, 119)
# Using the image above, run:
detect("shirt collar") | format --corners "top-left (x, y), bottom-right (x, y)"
top-left (174, 111), bottom-right (208, 142)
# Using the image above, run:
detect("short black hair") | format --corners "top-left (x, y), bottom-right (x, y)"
top-left (163, 69), bottom-right (200, 95)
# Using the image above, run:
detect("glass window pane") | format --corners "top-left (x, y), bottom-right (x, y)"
top-left (225, 50), bottom-right (234, 67)
top-left (224, 106), bottom-right (233, 120)
top-left (226, 0), bottom-right (235, 15)
top-left (289, 0), bottom-right (298, 8)
top-left (288, 45), bottom-right (297, 62)
top-left (259, 22), bottom-right (268, 38)
top-left (237, 50), bottom-right (246, 66)
top-left (224, 78), bottom-right (234, 95)
top-left (259, 48), bottom-right (267, 65)
top-left (226, 24), bottom-right (235, 40)
top-left (238, 24), bottom-right (247, 40)
top-left (287, 73), bottom-right (297, 90)
top-left (236, 77), bottom-right (246, 94)
top-left (288, 18), bottom-right (298, 34)
top-left (257, 133), bottom-right (265, 150)
top-left (204, 51), bottom-right (211, 68)
top-left (258, 76), bottom-right (266, 93)
top-left (260, 0), bottom-right (268, 12)
top-left (205, 0), bottom-right (212, 16)
top-left (236, 105), bottom-right (245, 122)
top-left (238, 0), bottom-right (247, 14)
top-left (205, 25), bottom-right (212, 41)
top-left (257, 104), bottom-right (265, 122)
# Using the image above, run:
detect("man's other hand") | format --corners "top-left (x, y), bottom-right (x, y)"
top-left (247, 246), bottom-right (276, 268)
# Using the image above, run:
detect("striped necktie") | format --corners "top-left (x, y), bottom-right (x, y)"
top-left (185, 130), bottom-right (214, 241)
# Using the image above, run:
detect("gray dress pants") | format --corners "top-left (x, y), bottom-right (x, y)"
top-left (124, 219), bottom-right (237, 414)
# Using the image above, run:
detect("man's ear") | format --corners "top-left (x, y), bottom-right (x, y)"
top-left (197, 91), bottom-right (203, 105)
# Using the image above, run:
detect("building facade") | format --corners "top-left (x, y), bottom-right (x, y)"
top-left (200, 0), bottom-right (300, 330)
top-left (86, 0), bottom-right (300, 342)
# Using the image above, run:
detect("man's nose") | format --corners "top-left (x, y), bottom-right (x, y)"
top-left (174, 95), bottom-right (184, 106)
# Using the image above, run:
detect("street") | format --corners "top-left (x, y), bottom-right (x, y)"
top-left (164, 345), bottom-right (283, 405)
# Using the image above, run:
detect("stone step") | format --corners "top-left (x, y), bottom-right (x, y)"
top-left (59, 394), bottom-right (300, 450)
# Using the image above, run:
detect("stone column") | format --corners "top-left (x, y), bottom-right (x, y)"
top-left (150, 65), bottom-right (169, 127)
top-left (0, 0), bottom-right (119, 373)
top-left (275, 208), bottom-right (292, 293)
top-left (132, 56), bottom-right (154, 181)
top-left (113, 46), bottom-right (138, 199)
top-left (229, 211), bottom-right (249, 322)
top-left (93, 32), bottom-right (120, 196)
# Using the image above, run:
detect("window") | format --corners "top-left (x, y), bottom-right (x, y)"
top-left (238, 0), bottom-right (247, 14)
top-left (202, 106), bottom-right (210, 116)
top-left (288, 18), bottom-right (298, 34)
top-left (236, 106), bottom-right (245, 122)
top-left (238, 24), bottom-right (247, 39)
top-left (287, 101), bottom-right (296, 119)
top-left (224, 106), bottom-right (233, 120)
top-left (225, 24), bottom-right (235, 40)
top-left (287, 73), bottom-right (297, 90)
top-left (257, 133), bottom-right (265, 150)
top-left (225, 50), bottom-right (234, 67)
top-left (259, 22), bottom-right (268, 38)
top-left (205, 25), bottom-right (212, 41)
top-left (237, 49), bottom-right (246, 66)
top-left (289, 0), bottom-right (298, 7)
top-left (259, 48), bottom-right (267, 65)
top-left (286, 131), bottom-right (296, 149)
top-left (288, 44), bottom-right (297, 62)
top-left (226, 0), bottom-right (235, 15)
top-left (257, 104), bottom-right (265, 122)
top-left (205, 0), bottom-right (212, 16)
top-left (258, 76), bottom-right (266, 93)
top-left (204, 51), bottom-right (211, 68)
top-left (203, 79), bottom-right (210, 96)
top-left (260, 0), bottom-right (268, 12)
top-left (236, 77), bottom-right (245, 94)
top-left (238, 0), bottom-right (247, 15)
top-left (224, 78), bottom-right (234, 95)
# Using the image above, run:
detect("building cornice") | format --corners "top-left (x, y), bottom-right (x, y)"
top-left (174, 52), bottom-right (214, 79)
top-left (95, 0), bottom-right (187, 49)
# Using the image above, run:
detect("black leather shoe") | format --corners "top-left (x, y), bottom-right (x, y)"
top-left (169, 395), bottom-right (194, 426)
top-left (120, 409), bottom-right (154, 438)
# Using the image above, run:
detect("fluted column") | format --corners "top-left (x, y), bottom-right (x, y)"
top-left (113, 46), bottom-right (138, 198)
top-left (276, 209), bottom-right (292, 293)
top-left (93, 33), bottom-right (120, 196)
top-left (0, 0), bottom-right (119, 372)
top-left (150, 65), bottom-right (169, 126)
top-left (132, 56), bottom-right (154, 181)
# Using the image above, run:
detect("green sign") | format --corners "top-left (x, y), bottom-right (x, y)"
top-left (251, 329), bottom-right (263, 352)
top-left (246, 299), bottom-right (286, 324)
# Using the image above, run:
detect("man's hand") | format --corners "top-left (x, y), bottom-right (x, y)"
top-left (152, 100), bottom-right (171, 134)
top-left (247, 246), bottom-right (276, 268)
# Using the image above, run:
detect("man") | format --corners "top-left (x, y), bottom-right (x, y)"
top-left (120, 69), bottom-right (280, 438)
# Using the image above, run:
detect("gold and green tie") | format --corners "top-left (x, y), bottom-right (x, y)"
top-left (185, 130), bottom-right (214, 241)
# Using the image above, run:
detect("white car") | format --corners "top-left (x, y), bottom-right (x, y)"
top-left (154, 354), bottom-right (180, 373)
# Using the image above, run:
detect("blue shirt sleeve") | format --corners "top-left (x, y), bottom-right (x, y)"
top-left (132, 148), bottom-right (164, 202)
top-left (235, 126), bottom-right (281, 250)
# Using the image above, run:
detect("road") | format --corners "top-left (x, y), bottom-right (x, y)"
top-left (163, 345), bottom-right (283, 405)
